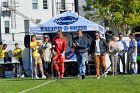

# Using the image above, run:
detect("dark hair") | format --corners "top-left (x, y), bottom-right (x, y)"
top-left (129, 32), bottom-right (135, 37)
top-left (3, 44), bottom-right (7, 47)
top-left (95, 31), bottom-right (100, 34)
top-left (31, 34), bottom-right (36, 41)
top-left (119, 33), bottom-right (124, 36)
top-left (77, 29), bottom-right (83, 33)
top-left (15, 43), bottom-right (18, 45)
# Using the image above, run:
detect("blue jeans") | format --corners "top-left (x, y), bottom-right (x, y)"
top-left (76, 53), bottom-right (87, 76)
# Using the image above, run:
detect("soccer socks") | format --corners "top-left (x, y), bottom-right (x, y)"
top-left (131, 64), bottom-right (135, 73)
top-left (134, 63), bottom-right (138, 74)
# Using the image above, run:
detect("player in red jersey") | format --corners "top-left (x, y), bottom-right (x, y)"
top-left (52, 30), bottom-right (67, 79)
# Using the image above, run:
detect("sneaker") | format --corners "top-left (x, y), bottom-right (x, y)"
top-left (34, 76), bottom-right (39, 79)
top-left (104, 73), bottom-right (107, 78)
top-left (82, 75), bottom-right (85, 79)
top-left (42, 75), bottom-right (46, 79)
top-left (97, 76), bottom-right (100, 79)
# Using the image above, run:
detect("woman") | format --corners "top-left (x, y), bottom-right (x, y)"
top-left (30, 34), bottom-right (46, 79)
top-left (128, 33), bottom-right (137, 74)
top-left (41, 35), bottom-right (52, 79)
top-left (109, 36), bottom-right (119, 76)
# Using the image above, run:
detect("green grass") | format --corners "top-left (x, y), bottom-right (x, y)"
top-left (0, 75), bottom-right (140, 93)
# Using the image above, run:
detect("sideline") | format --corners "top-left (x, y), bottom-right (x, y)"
top-left (18, 80), bottom-right (55, 93)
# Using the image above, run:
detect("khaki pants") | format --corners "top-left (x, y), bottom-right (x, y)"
top-left (94, 54), bottom-right (106, 77)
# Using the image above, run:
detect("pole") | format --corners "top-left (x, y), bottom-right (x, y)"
top-left (0, 1), bottom-right (2, 42)
top-left (52, 0), bottom-right (55, 17)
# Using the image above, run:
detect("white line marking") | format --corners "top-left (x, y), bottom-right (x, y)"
top-left (18, 80), bottom-right (55, 93)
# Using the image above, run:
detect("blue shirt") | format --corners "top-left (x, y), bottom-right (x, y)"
top-left (65, 51), bottom-right (76, 60)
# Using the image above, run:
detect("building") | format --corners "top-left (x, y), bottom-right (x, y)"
top-left (0, 0), bottom-right (75, 43)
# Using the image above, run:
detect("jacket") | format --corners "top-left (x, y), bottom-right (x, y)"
top-left (74, 35), bottom-right (89, 54)
top-left (90, 38), bottom-right (108, 55)
top-left (41, 42), bottom-right (52, 62)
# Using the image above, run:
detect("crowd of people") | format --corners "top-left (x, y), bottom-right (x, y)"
top-left (0, 43), bottom-right (23, 77)
top-left (0, 30), bottom-right (138, 80)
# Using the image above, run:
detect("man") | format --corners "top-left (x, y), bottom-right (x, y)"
top-left (13, 43), bottom-right (24, 76)
top-left (0, 44), bottom-right (7, 59)
top-left (90, 31), bottom-right (108, 79)
top-left (73, 30), bottom-right (89, 79)
top-left (117, 33), bottom-right (127, 74)
top-left (52, 30), bottom-right (67, 79)
top-left (128, 33), bottom-right (137, 74)
top-left (13, 43), bottom-right (23, 66)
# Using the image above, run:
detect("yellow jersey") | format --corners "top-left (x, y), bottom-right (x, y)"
top-left (30, 41), bottom-right (40, 57)
top-left (13, 48), bottom-right (22, 58)
top-left (0, 49), bottom-right (7, 58)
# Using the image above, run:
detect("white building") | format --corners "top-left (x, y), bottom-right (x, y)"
top-left (1, 0), bottom-right (75, 44)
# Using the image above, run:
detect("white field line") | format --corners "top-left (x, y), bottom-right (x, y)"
top-left (18, 80), bottom-right (55, 93)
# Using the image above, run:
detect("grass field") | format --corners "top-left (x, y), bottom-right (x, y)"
top-left (0, 74), bottom-right (140, 93)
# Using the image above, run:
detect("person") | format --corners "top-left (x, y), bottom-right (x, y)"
top-left (52, 30), bottom-right (67, 79)
top-left (4, 52), bottom-right (11, 62)
top-left (117, 33), bottom-right (128, 74)
top-left (128, 33), bottom-right (138, 74)
top-left (30, 34), bottom-right (46, 79)
top-left (65, 47), bottom-right (76, 60)
top-left (73, 30), bottom-right (89, 79)
top-left (109, 36), bottom-right (120, 76)
top-left (13, 43), bottom-right (24, 76)
top-left (41, 35), bottom-right (52, 79)
top-left (13, 43), bottom-right (23, 66)
top-left (90, 31), bottom-right (108, 79)
top-left (0, 44), bottom-right (8, 59)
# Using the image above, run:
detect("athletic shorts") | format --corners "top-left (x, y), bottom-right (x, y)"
top-left (129, 54), bottom-right (137, 63)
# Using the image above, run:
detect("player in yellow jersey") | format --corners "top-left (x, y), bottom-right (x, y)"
top-left (0, 44), bottom-right (7, 58)
top-left (30, 35), bottom-right (46, 79)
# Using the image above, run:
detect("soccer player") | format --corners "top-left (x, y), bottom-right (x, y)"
top-left (52, 30), bottom-right (67, 79)
top-left (128, 33), bottom-right (138, 74)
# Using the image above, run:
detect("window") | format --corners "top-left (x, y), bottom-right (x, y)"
top-left (43, 0), bottom-right (48, 9)
top-left (2, 2), bottom-right (9, 7)
top-left (24, 20), bottom-right (29, 34)
top-left (4, 21), bottom-right (10, 33)
top-left (61, 0), bottom-right (65, 10)
top-left (2, 10), bottom-right (11, 17)
top-left (32, 0), bottom-right (38, 9)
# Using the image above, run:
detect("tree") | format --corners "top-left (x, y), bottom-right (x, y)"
top-left (83, 0), bottom-right (140, 34)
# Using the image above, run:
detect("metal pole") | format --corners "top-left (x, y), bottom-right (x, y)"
top-left (52, 0), bottom-right (54, 17)
top-left (0, 1), bottom-right (2, 42)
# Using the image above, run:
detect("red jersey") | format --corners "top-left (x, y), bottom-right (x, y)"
top-left (52, 36), bottom-right (67, 54)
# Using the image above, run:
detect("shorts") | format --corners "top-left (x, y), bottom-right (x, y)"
top-left (53, 54), bottom-right (65, 63)
top-left (129, 55), bottom-right (137, 62)
top-left (33, 56), bottom-right (42, 64)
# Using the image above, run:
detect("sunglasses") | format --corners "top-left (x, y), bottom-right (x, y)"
top-left (44, 37), bottom-right (49, 38)
top-left (95, 35), bottom-right (99, 36)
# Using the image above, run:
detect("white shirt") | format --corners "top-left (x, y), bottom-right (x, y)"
top-left (95, 39), bottom-right (101, 55)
